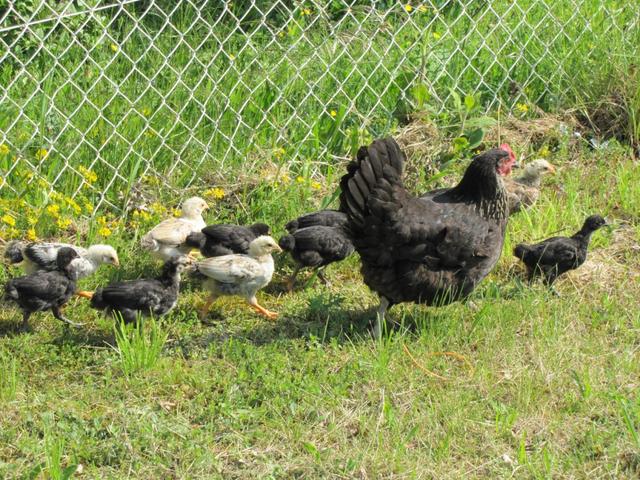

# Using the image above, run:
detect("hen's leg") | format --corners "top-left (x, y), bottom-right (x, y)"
top-left (247, 296), bottom-right (278, 320)
top-left (286, 266), bottom-right (301, 292)
top-left (317, 267), bottom-right (331, 287)
top-left (373, 296), bottom-right (390, 340)
top-left (51, 306), bottom-right (84, 327)
top-left (198, 294), bottom-right (218, 322)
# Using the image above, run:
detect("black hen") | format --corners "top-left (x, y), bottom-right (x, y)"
top-left (185, 223), bottom-right (270, 257)
top-left (279, 225), bottom-right (354, 290)
top-left (4, 247), bottom-right (81, 331)
top-left (339, 137), bottom-right (517, 337)
top-left (285, 210), bottom-right (349, 233)
top-left (514, 215), bottom-right (607, 286)
top-left (90, 256), bottom-right (191, 323)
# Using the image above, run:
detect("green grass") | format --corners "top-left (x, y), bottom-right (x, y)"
top-left (1, 2), bottom-right (640, 477)
top-left (1, 132), bottom-right (639, 477)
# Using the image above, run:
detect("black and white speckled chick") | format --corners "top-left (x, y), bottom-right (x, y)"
top-left (4, 247), bottom-right (82, 331)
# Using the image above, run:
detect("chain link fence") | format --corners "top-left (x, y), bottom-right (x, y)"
top-left (1, 0), bottom-right (638, 230)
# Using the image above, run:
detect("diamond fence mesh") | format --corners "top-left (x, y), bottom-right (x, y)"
top-left (0, 0), bottom-right (639, 235)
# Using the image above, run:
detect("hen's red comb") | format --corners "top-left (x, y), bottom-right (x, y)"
top-left (499, 143), bottom-right (516, 161)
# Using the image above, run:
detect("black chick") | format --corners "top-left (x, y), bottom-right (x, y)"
top-left (514, 215), bottom-right (608, 287)
top-left (285, 210), bottom-right (349, 233)
top-left (90, 256), bottom-right (191, 323)
top-left (4, 247), bottom-right (82, 331)
top-left (279, 225), bottom-right (354, 291)
top-left (185, 223), bottom-right (270, 257)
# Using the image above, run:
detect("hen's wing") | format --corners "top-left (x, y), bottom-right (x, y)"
top-left (23, 243), bottom-right (86, 270)
top-left (146, 218), bottom-right (196, 246)
top-left (196, 255), bottom-right (262, 283)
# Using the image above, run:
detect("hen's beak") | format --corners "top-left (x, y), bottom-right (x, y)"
top-left (274, 245), bottom-right (283, 253)
top-left (548, 164), bottom-right (557, 174)
top-left (112, 258), bottom-right (120, 267)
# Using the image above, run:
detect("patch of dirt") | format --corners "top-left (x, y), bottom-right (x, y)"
top-left (567, 223), bottom-right (640, 291)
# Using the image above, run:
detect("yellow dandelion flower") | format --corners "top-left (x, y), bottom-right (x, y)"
top-left (65, 197), bottom-right (82, 215)
top-left (37, 178), bottom-right (49, 189)
top-left (330, 110), bottom-right (337, 118)
top-left (280, 173), bottom-right (291, 184)
top-left (296, 176), bottom-right (305, 184)
top-left (139, 210), bottom-right (152, 221)
top-left (56, 217), bottom-right (72, 230)
top-left (303, 8), bottom-right (312, 15)
top-left (0, 143), bottom-right (9, 155)
top-left (110, 43), bottom-right (119, 52)
top-left (35, 148), bottom-right (48, 160)
top-left (150, 202), bottom-right (166, 214)
top-left (311, 181), bottom-right (322, 190)
top-left (27, 214), bottom-right (38, 225)
top-left (432, 31), bottom-right (441, 40)
top-left (78, 166), bottom-right (98, 184)
top-left (278, 31), bottom-right (285, 38)
top-left (98, 226), bottom-right (112, 237)
top-left (515, 103), bottom-right (529, 114)
top-left (1, 214), bottom-right (16, 227)
top-left (538, 146), bottom-right (550, 158)
top-left (83, 201), bottom-right (94, 214)
top-left (418, 5), bottom-right (428, 12)
top-left (274, 147), bottom-right (286, 159)
top-left (172, 208), bottom-right (181, 217)
top-left (97, 215), bottom-right (108, 226)
top-left (204, 187), bottom-right (225, 200)
top-left (142, 107), bottom-right (152, 117)
top-left (404, 4), bottom-right (413, 12)
top-left (46, 204), bottom-right (60, 217)
top-left (50, 191), bottom-right (64, 201)
top-left (26, 228), bottom-right (37, 241)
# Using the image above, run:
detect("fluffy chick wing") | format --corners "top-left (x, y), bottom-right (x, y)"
top-left (23, 242), bottom-right (87, 270)
top-left (147, 218), bottom-right (196, 246)
top-left (197, 255), bottom-right (263, 283)
top-left (98, 279), bottom-right (164, 311)
top-left (9, 271), bottom-right (70, 301)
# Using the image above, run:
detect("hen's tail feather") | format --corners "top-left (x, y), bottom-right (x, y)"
top-left (89, 288), bottom-right (107, 310)
top-left (4, 241), bottom-right (25, 264)
top-left (339, 137), bottom-right (405, 230)
top-left (278, 235), bottom-right (296, 252)
top-left (513, 244), bottom-right (530, 260)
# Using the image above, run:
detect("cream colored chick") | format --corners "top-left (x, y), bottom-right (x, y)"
top-left (141, 196), bottom-right (208, 261)
top-left (506, 159), bottom-right (556, 213)
top-left (195, 235), bottom-right (282, 321)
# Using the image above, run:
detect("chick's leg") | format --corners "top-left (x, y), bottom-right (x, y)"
top-left (286, 266), bottom-right (301, 292)
top-left (247, 296), bottom-right (278, 320)
top-left (51, 306), bottom-right (84, 327)
top-left (76, 291), bottom-right (94, 299)
top-left (198, 294), bottom-right (218, 322)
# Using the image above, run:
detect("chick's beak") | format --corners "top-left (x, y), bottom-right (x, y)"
top-left (112, 258), bottom-right (120, 267)
top-left (274, 244), bottom-right (283, 253)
